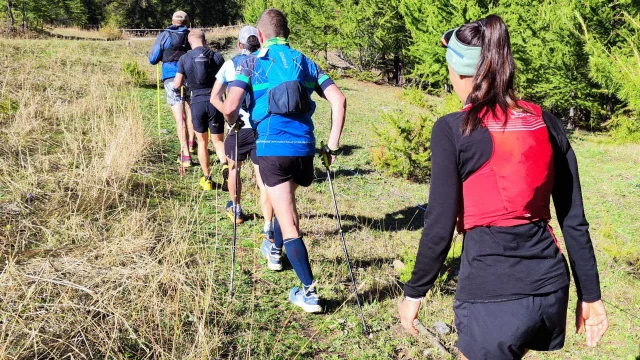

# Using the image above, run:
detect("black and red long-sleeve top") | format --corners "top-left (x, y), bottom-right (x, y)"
top-left (404, 101), bottom-right (602, 303)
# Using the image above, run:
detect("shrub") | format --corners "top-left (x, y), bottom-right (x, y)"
top-left (372, 90), bottom-right (460, 182)
top-left (371, 110), bottom-right (434, 182)
top-left (607, 115), bottom-right (640, 143)
top-left (326, 68), bottom-right (342, 81)
top-left (440, 91), bottom-right (463, 114)
top-left (401, 86), bottom-right (429, 108)
top-left (99, 24), bottom-right (123, 41)
top-left (122, 61), bottom-right (147, 86)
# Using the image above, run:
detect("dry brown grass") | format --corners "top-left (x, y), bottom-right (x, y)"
top-left (202, 25), bottom-right (243, 42)
top-left (0, 38), bottom-right (231, 358)
top-left (47, 26), bottom-right (124, 40)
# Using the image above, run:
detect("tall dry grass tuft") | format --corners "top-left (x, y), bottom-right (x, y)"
top-left (202, 25), bottom-right (243, 42)
top-left (0, 39), bottom-right (228, 358)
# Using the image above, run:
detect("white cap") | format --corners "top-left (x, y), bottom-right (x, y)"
top-left (238, 25), bottom-right (259, 44)
top-left (172, 11), bottom-right (188, 22)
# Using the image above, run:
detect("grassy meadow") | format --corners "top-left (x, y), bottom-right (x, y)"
top-left (0, 35), bottom-right (638, 359)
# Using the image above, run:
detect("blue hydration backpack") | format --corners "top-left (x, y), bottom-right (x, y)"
top-left (257, 47), bottom-right (311, 115)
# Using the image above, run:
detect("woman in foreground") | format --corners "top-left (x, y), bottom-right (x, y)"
top-left (398, 15), bottom-right (608, 360)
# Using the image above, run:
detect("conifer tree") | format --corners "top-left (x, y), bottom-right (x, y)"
top-left (399, 0), bottom-right (485, 89)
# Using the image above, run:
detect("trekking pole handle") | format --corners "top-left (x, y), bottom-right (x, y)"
top-left (320, 141), bottom-right (337, 169)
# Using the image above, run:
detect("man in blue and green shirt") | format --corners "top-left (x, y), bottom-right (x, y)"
top-left (222, 8), bottom-right (347, 313)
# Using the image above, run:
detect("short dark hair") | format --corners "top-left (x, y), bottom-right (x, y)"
top-left (257, 8), bottom-right (290, 39)
top-left (241, 35), bottom-right (260, 52)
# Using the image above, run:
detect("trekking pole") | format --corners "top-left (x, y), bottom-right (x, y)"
top-left (229, 122), bottom-right (240, 299)
top-left (156, 63), bottom-right (161, 136)
top-left (179, 86), bottom-right (186, 177)
top-left (321, 143), bottom-right (369, 336)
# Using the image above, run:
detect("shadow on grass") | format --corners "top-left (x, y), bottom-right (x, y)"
top-left (137, 82), bottom-right (163, 90)
top-left (309, 204), bottom-right (426, 234)
top-left (316, 257), bottom-right (407, 309)
top-left (314, 167), bottom-right (374, 179)
top-left (323, 254), bottom-right (460, 308)
top-left (336, 144), bottom-right (362, 156)
top-left (323, 280), bottom-right (403, 313)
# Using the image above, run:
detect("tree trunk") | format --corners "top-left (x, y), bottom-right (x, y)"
top-left (21, 0), bottom-right (25, 30)
top-left (568, 106), bottom-right (575, 130)
top-left (393, 53), bottom-right (401, 85)
top-left (567, 91), bottom-right (576, 130)
top-left (6, 0), bottom-right (14, 31)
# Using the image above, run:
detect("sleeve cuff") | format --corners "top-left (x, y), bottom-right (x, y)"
top-left (229, 80), bottom-right (250, 92)
top-left (403, 283), bottom-right (429, 299)
top-left (319, 78), bottom-right (335, 92)
top-left (578, 289), bottom-right (602, 303)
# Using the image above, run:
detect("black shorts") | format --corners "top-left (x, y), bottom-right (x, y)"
top-left (259, 156), bottom-right (315, 187)
top-left (190, 101), bottom-right (224, 134)
top-left (455, 286), bottom-right (569, 360)
top-left (225, 128), bottom-right (258, 164)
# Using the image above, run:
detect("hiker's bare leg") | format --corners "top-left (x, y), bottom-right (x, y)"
top-left (185, 101), bottom-right (195, 145)
top-left (196, 131), bottom-right (210, 177)
top-left (266, 181), bottom-right (299, 239)
top-left (255, 164), bottom-right (273, 222)
top-left (171, 103), bottom-right (189, 156)
top-left (212, 133), bottom-right (226, 164)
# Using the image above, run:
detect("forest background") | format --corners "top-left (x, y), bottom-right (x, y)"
top-left (2, 0), bottom-right (638, 137)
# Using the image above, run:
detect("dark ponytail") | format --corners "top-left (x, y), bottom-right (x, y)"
top-left (456, 15), bottom-right (521, 135)
top-left (241, 35), bottom-right (260, 53)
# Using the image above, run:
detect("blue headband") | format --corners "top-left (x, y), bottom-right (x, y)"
top-left (445, 28), bottom-right (482, 76)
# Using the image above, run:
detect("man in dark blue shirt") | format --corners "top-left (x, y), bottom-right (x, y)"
top-left (174, 29), bottom-right (226, 191)
top-left (148, 11), bottom-right (195, 168)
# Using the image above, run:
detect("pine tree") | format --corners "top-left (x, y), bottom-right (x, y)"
top-left (579, 7), bottom-right (640, 136)
top-left (399, 0), bottom-right (486, 89)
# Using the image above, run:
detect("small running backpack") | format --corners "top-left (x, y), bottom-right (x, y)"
top-left (257, 47), bottom-right (311, 116)
top-left (161, 29), bottom-right (190, 63)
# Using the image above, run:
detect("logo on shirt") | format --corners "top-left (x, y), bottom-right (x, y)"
top-left (279, 52), bottom-right (288, 69)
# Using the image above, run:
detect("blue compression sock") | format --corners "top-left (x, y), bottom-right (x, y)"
top-left (273, 217), bottom-right (284, 250)
top-left (283, 237), bottom-right (314, 289)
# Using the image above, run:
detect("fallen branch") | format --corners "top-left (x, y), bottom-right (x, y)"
top-left (413, 319), bottom-right (451, 355)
